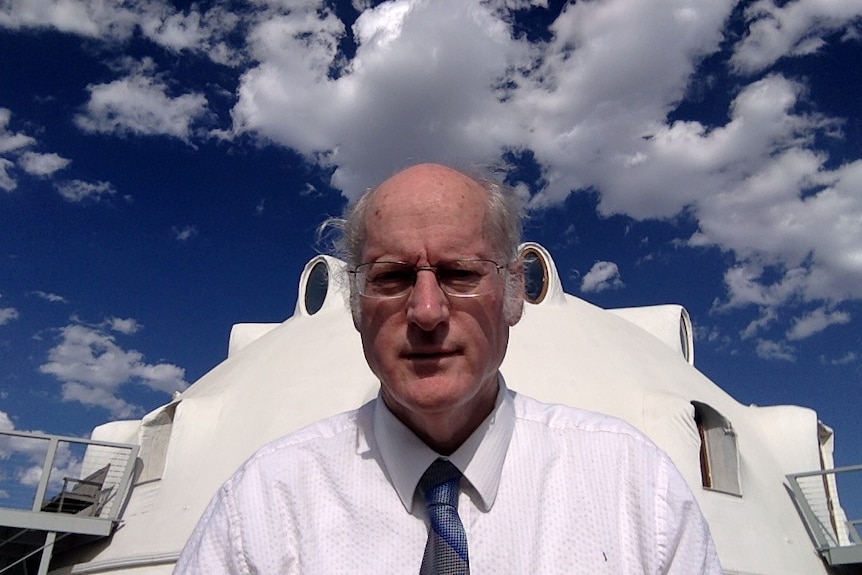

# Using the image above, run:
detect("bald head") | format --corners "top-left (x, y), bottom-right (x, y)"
top-left (361, 164), bottom-right (492, 262)
top-left (340, 163), bottom-right (523, 268)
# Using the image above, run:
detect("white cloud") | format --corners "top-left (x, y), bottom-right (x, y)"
top-left (756, 338), bottom-right (796, 362)
top-left (0, 307), bottom-right (20, 326)
top-left (230, 0), bottom-right (533, 192)
top-left (1, 108), bottom-right (76, 192)
top-left (0, 108), bottom-right (36, 154)
top-left (0, 158), bottom-right (15, 192)
top-left (580, 261), bottom-right (624, 293)
top-left (30, 291), bottom-right (68, 303)
top-left (0, 0), bottom-right (123, 37)
top-left (0, 0), bottom-right (246, 64)
top-left (0, 409), bottom-right (14, 432)
top-left (0, 108), bottom-right (36, 191)
top-left (0, 411), bottom-right (80, 491)
top-left (18, 151), bottom-right (71, 177)
top-left (172, 225), bottom-right (198, 241)
top-left (731, 0), bottom-right (862, 74)
top-left (739, 307), bottom-right (778, 340)
top-left (786, 307), bottom-right (851, 340)
top-left (55, 179), bottom-right (116, 202)
top-left (0, 432), bottom-right (82, 493)
top-left (39, 323), bottom-right (188, 418)
top-left (823, 351), bottom-right (857, 366)
top-left (74, 61), bottom-right (209, 141)
top-left (106, 317), bottom-right (141, 335)
top-left (670, 76), bottom-right (862, 315)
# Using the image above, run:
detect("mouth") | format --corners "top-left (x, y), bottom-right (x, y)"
top-left (403, 349), bottom-right (460, 361)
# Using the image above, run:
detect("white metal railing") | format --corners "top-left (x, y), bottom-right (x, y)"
top-left (0, 430), bottom-right (138, 521)
top-left (787, 464), bottom-right (862, 566)
top-left (0, 430), bottom-right (139, 575)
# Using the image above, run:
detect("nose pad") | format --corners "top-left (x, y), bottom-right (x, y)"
top-left (406, 269), bottom-right (450, 329)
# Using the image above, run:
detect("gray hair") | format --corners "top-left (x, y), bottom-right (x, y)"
top-left (321, 164), bottom-right (526, 323)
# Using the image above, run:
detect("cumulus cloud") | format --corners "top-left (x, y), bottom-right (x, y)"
top-left (1, 108), bottom-right (78, 192)
top-left (39, 323), bottom-right (188, 418)
top-left (0, 108), bottom-right (36, 154)
top-left (756, 338), bottom-right (796, 362)
top-left (0, 158), bottom-right (15, 192)
top-left (786, 307), bottom-right (851, 340)
top-left (55, 179), bottom-right (117, 202)
top-left (0, 0), bottom-right (241, 60)
top-left (0, 307), bottom-right (20, 326)
top-left (580, 261), bottom-right (624, 293)
top-left (106, 317), bottom-right (142, 335)
top-left (172, 225), bottom-right (198, 241)
top-left (0, 107), bottom-right (37, 191)
top-left (229, 0), bottom-right (532, 193)
top-left (823, 351), bottom-right (857, 366)
top-left (0, 409), bottom-right (14, 432)
top-left (0, 409), bottom-right (85, 495)
top-left (731, 0), bottom-right (862, 74)
top-left (30, 291), bottom-right (68, 304)
top-left (18, 151), bottom-right (71, 177)
top-left (74, 58), bottom-right (209, 141)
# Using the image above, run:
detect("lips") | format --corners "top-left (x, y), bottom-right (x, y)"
top-left (403, 349), bottom-right (460, 361)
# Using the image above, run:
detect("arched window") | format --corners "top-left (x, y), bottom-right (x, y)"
top-left (521, 246), bottom-right (549, 304)
top-left (692, 401), bottom-right (741, 496)
top-left (303, 260), bottom-right (329, 315)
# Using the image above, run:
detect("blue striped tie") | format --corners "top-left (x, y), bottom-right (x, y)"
top-left (419, 459), bottom-right (469, 574)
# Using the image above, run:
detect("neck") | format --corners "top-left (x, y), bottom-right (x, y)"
top-left (384, 378), bottom-right (499, 455)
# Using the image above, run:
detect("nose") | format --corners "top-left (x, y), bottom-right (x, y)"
top-left (406, 268), bottom-right (450, 330)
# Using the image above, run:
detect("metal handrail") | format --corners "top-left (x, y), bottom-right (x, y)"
top-left (0, 430), bottom-right (140, 575)
top-left (0, 430), bottom-right (138, 522)
top-left (787, 464), bottom-right (862, 566)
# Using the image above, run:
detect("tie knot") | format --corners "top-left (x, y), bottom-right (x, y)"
top-left (420, 459), bottom-right (462, 508)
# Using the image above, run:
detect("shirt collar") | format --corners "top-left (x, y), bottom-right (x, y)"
top-left (373, 376), bottom-right (515, 513)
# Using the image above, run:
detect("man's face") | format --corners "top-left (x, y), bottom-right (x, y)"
top-left (356, 164), bottom-right (516, 439)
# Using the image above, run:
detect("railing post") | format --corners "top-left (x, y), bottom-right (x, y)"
top-left (32, 437), bottom-right (60, 512)
top-left (37, 531), bottom-right (56, 575)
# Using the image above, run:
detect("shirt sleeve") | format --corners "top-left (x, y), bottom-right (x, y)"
top-left (174, 484), bottom-right (249, 575)
top-left (657, 455), bottom-right (723, 575)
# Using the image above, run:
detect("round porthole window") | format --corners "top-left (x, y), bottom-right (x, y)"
top-left (304, 260), bottom-right (329, 315)
top-left (521, 246), bottom-right (549, 304)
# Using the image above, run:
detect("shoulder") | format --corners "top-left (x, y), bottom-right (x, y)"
top-left (511, 391), bottom-right (660, 452)
top-left (226, 400), bottom-right (375, 485)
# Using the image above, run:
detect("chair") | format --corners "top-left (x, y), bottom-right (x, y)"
top-left (41, 464), bottom-right (111, 516)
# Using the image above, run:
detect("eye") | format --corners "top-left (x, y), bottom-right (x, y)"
top-left (437, 265), bottom-right (483, 289)
top-left (364, 264), bottom-right (415, 295)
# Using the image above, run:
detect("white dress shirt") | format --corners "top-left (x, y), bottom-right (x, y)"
top-left (175, 381), bottom-right (721, 574)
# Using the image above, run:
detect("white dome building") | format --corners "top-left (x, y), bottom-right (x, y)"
top-left (8, 243), bottom-right (860, 574)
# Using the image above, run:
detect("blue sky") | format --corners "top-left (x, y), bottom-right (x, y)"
top-left (0, 0), bottom-right (861, 509)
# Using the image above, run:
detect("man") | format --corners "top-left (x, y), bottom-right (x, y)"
top-left (175, 163), bottom-right (721, 573)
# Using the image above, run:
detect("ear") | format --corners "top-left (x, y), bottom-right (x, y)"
top-left (504, 259), bottom-right (525, 326)
top-left (350, 291), bottom-right (362, 330)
